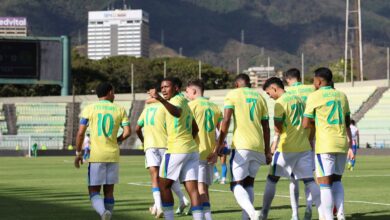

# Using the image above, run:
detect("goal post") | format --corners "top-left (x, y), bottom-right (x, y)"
top-left (0, 135), bottom-right (32, 157)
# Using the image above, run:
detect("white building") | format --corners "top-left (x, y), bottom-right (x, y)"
top-left (88, 9), bottom-right (149, 60)
top-left (244, 66), bottom-right (276, 88)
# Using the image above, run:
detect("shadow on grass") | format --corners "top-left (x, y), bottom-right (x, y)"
top-left (350, 210), bottom-right (390, 220)
top-left (0, 186), bottom-right (144, 220)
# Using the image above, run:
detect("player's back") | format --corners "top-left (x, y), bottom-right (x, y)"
top-left (82, 100), bottom-right (129, 162)
top-left (274, 93), bottom-right (311, 153)
top-left (138, 103), bottom-right (167, 150)
top-left (286, 82), bottom-right (315, 103)
top-left (304, 86), bottom-right (350, 153)
top-left (188, 97), bottom-right (222, 160)
top-left (224, 87), bottom-right (269, 152)
top-left (165, 94), bottom-right (197, 154)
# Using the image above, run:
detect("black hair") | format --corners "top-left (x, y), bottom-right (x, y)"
top-left (145, 81), bottom-right (160, 91)
top-left (235, 73), bottom-right (251, 87)
top-left (162, 77), bottom-right (182, 89)
top-left (314, 67), bottom-right (333, 83)
top-left (284, 68), bottom-right (301, 81)
top-left (187, 79), bottom-right (205, 93)
top-left (96, 82), bottom-right (113, 98)
top-left (263, 77), bottom-right (284, 90)
top-left (351, 119), bottom-right (356, 125)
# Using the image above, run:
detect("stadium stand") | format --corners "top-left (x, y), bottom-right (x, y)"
top-left (336, 86), bottom-right (377, 115)
top-left (357, 89), bottom-right (390, 148)
top-left (0, 103), bottom-right (8, 134)
top-left (15, 103), bottom-right (67, 150)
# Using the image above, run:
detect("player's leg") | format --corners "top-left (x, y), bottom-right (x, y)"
top-left (315, 154), bottom-right (335, 220)
top-left (351, 145), bottom-right (357, 169)
top-left (182, 153), bottom-right (203, 220)
top-left (159, 153), bottom-right (182, 220)
top-left (103, 184), bottom-right (115, 213)
top-left (213, 165), bottom-right (220, 183)
top-left (332, 153), bottom-right (348, 220)
top-left (289, 175), bottom-right (299, 220)
top-left (146, 148), bottom-right (164, 216)
top-left (231, 150), bottom-right (262, 220)
top-left (220, 155), bottom-right (228, 184)
top-left (88, 163), bottom-right (109, 218)
top-left (172, 181), bottom-right (190, 214)
top-left (198, 161), bottom-right (214, 220)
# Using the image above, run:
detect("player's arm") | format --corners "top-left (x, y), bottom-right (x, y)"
top-left (271, 120), bottom-right (283, 154)
top-left (262, 119), bottom-right (271, 164)
top-left (75, 123), bottom-right (87, 168)
top-left (135, 125), bottom-right (144, 143)
top-left (302, 117), bottom-right (314, 129)
top-left (192, 119), bottom-right (199, 138)
top-left (345, 115), bottom-right (355, 160)
top-left (150, 89), bottom-right (181, 117)
top-left (217, 108), bottom-right (233, 155)
top-left (117, 125), bottom-right (131, 143)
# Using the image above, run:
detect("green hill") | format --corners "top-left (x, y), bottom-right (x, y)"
top-left (1, 0), bottom-right (389, 79)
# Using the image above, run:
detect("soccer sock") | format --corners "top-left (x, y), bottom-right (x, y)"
top-left (320, 184), bottom-right (334, 220)
top-left (90, 193), bottom-right (106, 216)
top-left (152, 187), bottom-right (162, 210)
top-left (351, 159), bottom-right (356, 167)
top-left (104, 197), bottom-right (115, 213)
top-left (162, 202), bottom-right (174, 220)
top-left (305, 182), bottom-right (313, 210)
top-left (242, 186), bottom-right (254, 220)
top-left (289, 178), bottom-right (299, 218)
top-left (303, 179), bottom-right (321, 216)
top-left (233, 184), bottom-right (255, 219)
top-left (262, 178), bottom-right (277, 219)
top-left (332, 181), bottom-right (344, 216)
top-left (213, 166), bottom-right (220, 178)
top-left (171, 181), bottom-right (186, 205)
top-left (221, 164), bottom-right (227, 178)
top-left (192, 206), bottom-right (204, 220)
top-left (203, 202), bottom-right (212, 220)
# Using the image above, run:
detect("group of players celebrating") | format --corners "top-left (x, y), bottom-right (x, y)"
top-left (74, 66), bottom-right (355, 220)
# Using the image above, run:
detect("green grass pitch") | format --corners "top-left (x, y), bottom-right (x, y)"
top-left (0, 155), bottom-right (389, 219)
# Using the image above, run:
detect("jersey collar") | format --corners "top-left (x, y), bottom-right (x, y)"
top-left (319, 86), bottom-right (333, 90)
top-left (99, 100), bottom-right (112, 103)
top-left (292, 82), bottom-right (302, 86)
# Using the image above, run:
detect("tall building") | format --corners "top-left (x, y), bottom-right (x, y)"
top-left (244, 66), bottom-right (276, 88)
top-left (0, 17), bottom-right (27, 37)
top-left (88, 9), bottom-right (149, 60)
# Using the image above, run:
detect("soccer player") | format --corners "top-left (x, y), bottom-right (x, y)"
top-left (74, 82), bottom-right (131, 220)
top-left (217, 73), bottom-right (271, 220)
top-left (347, 120), bottom-right (359, 171)
top-left (303, 67), bottom-right (354, 220)
top-left (284, 68), bottom-right (316, 219)
top-left (136, 87), bottom-right (190, 218)
top-left (186, 79), bottom-right (223, 220)
top-left (260, 77), bottom-right (322, 220)
top-left (83, 133), bottom-right (91, 162)
top-left (149, 77), bottom-right (203, 220)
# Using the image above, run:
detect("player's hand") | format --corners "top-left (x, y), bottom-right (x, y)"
top-left (148, 89), bottom-right (162, 101)
top-left (74, 155), bottom-right (83, 168)
top-left (207, 152), bottom-right (218, 164)
top-left (265, 152), bottom-right (272, 165)
top-left (347, 148), bottom-right (355, 161)
top-left (145, 98), bottom-right (158, 104)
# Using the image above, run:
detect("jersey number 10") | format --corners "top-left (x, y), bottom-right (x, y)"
top-left (97, 113), bottom-right (114, 137)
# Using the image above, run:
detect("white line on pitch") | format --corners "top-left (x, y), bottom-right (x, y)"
top-left (127, 182), bottom-right (390, 206)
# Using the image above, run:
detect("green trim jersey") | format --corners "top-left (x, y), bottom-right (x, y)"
top-left (137, 103), bottom-right (167, 151)
top-left (286, 82), bottom-right (315, 103)
top-left (188, 97), bottom-right (223, 161)
top-left (274, 93), bottom-right (311, 152)
top-left (224, 87), bottom-right (269, 152)
top-left (81, 100), bottom-right (130, 162)
top-left (165, 94), bottom-right (198, 154)
top-left (304, 86), bottom-right (351, 154)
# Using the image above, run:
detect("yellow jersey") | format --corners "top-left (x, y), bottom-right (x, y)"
top-left (80, 100), bottom-right (130, 162)
top-left (165, 94), bottom-right (198, 154)
top-left (137, 103), bottom-right (167, 150)
top-left (274, 93), bottom-right (311, 152)
top-left (188, 97), bottom-right (223, 161)
top-left (304, 86), bottom-right (350, 154)
top-left (286, 82), bottom-right (315, 103)
top-left (224, 87), bottom-right (269, 152)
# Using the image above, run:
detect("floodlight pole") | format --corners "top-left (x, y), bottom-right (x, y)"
top-left (237, 57), bottom-right (240, 75)
top-left (61, 35), bottom-right (70, 96)
top-left (199, 60), bottom-right (202, 79)
top-left (387, 47), bottom-right (389, 87)
top-left (350, 48), bottom-right (354, 87)
top-left (164, 61), bottom-right (167, 78)
top-left (344, 0), bottom-right (349, 83)
top-left (267, 57), bottom-right (270, 78)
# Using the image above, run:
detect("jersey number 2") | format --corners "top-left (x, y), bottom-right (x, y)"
top-left (326, 100), bottom-right (343, 125)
